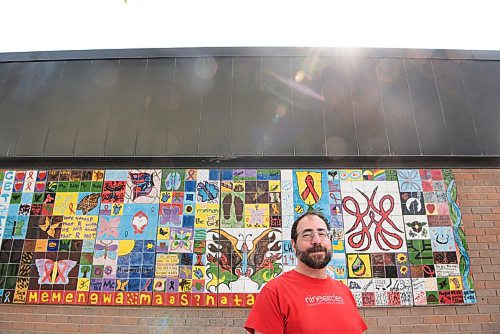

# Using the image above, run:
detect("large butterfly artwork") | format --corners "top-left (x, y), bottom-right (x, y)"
top-left (129, 172), bottom-right (154, 201)
top-left (35, 259), bottom-right (77, 285)
top-left (207, 229), bottom-right (282, 289)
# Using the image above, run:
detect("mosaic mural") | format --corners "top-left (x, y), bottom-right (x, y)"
top-left (0, 169), bottom-right (475, 307)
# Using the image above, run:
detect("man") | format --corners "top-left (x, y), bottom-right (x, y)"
top-left (244, 211), bottom-right (367, 334)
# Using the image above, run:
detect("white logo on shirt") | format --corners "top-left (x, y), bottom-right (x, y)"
top-left (304, 294), bottom-right (344, 306)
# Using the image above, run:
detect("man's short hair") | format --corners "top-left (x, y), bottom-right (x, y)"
top-left (291, 211), bottom-right (331, 242)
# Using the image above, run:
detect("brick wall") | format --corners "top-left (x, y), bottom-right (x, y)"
top-left (0, 168), bottom-right (498, 334)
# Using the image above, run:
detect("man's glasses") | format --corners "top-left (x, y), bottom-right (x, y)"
top-left (297, 229), bottom-right (331, 241)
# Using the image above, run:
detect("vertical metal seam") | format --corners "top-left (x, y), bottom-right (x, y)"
top-left (260, 56), bottom-right (264, 156)
top-left (102, 59), bottom-right (121, 156)
top-left (43, 60), bottom-right (67, 157)
top-left (133, 59), bottom-right (149, 157)
top-left (431, 60), bottom-right (448, 131)
top-left (197, 58), bottom-right (205, 156)
top-left (403, 59), bottom-right (423, 155)
top-left (374, 59), bottom-right (392, 155)
top-left (290, 57), bottom-right (295, 157)
top-left (229, 58), bottom-right (234, 156)
top-left (348, 54), bottom-right (360, 156)
top-left (165, 58), bottom-right (176, 156)
top-left (320, 57), bottom-right (328, 157)
top-left (458, 60), bottom-right (483, 156)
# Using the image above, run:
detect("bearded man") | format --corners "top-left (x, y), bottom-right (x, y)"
top-left (244, 211), bottom-right (367, 334)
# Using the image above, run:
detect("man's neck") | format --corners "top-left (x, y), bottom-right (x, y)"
top-left (295, 263), bottom-right (328, 279)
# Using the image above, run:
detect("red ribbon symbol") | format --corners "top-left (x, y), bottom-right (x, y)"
top-left (186, 169), bottom-right (196, 181)
top-left (301, 175), bottom-right (319, 202)
top-left (41, 260), bottom-right (55, 284)
top-left (54, 261), bottom-right (69, 284)
top-left (68, 203), bottom-right (76, 215)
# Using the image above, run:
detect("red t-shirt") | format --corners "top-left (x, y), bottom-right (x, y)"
top-left (245, 270), bottom-right (367, 334)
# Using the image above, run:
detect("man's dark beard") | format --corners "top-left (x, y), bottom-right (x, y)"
top-left (296, 244), bottom-right (332, 269)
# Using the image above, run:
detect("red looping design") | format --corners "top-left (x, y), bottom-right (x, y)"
top-left (342, 186), bottom-right (403, 251)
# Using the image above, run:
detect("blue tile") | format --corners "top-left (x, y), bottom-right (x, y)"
top-left (184, 181), bottom-right (196, 192)
top-left (209, 169), bottom-right (220, 180)
top-left (130, 252), bottom-right (143, 265)
top-left (182, 215), bottom-right (194, 228)
top-left (143, 252), bottom-right (155, 265)
top-left (117, 254), bottom-right (130, 265)
top-left (128, 278), bottom-right (140, 291)
top-left (221, 170), bottom-right (233, 180)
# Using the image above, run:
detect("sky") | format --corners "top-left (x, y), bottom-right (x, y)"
top-left (1, 0), bottom-right (499, 53)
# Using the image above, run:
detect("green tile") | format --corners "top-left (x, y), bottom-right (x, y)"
top-left (68, 181), bottom-right (80, 192)
top-left (57, 182), bottom-right (69, 192)
top-left (91, 182), bottom-right (103, 192)
top-left (79, 181), bottom-right (91, 192)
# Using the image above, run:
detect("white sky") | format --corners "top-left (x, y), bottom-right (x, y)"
top-left (1, 0), bottom-right (499, 53)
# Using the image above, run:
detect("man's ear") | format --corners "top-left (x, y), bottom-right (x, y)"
top-left (291, 239), bottom-right (296, 253)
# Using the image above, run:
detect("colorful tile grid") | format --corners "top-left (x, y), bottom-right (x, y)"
top-left (0, 169), bottom-right (475, 307)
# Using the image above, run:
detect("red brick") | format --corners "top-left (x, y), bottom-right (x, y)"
top-left (484, 281), bottom-right (500, 289)
top-left (472, 207), bottom-right (491, 214)
top-left (480, 235), bottom-right (498, 243)
top-left (480, 250), bottom-right (500, 258)
top-left (474, 221), bottom-right (496, 228)
top-left (377, 316), bottom-right (400, 325)
top-left (470, 257), bottom-right (491, 265)
top-left (11, 321), bottom-right (35, 330)
top-left (464, 180), bottom-right (485, 186)
top-left (478, 305), bottom-right (500, 314)
top-left (455, 306), bottom-right (479, 315)
top-left (436, 324), bottom-right (460, 332)
top-left (476, 186), bottom-right (497, 193)
top-left (475, 289), bottom-right (497, 298)
top-left (387, 308), bottom-right (411, 316)
top-left (433, 307), bottom-right (458, 315)
top-left (464, 227), bottom-right (485, 236)
top-left (480, 199), bottom-right (500, 207)
top-left (473, 173), bottom-right (494, 180)
top-left (399, 316), bottom-right (424, 324)
top-left (468, 314), bottom-right (491, 323)
top-left (481, 213), bottom-right (500, 221)
top-left (468, 242), bottom-right (489, 250)
top-left (445, 315), bottom-right (468, 323)
top-left (460, 199), bottom-right (480, 206)
top-left (461, 186), bottom-right (478, 193)
top-left (459, 323), bottom-right (484, 331)
top-left (486, 297), bottom-right (500, 304)
top-left (410, 307), bottom-right (434, 316)
top-left (491, 313), bottom-right (500, 322)
top-left (363, 308), bottom-right (389, 317)
top-left (487, 193), bottom-right (500, 200)
top-left (0, 322), bottom-right (13, 331)
top-left (467, 193), bottom-right (489, 200)
top-left (423, 315), bottom-right (446, 324)
top-left (455, 173), bottom-right (474, 180)
top-left (482, 322), bottom-right (500, 331)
